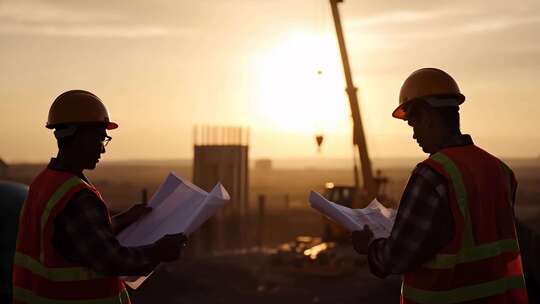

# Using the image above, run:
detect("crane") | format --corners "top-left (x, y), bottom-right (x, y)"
top-left (329, 0), bottom-right (377, 202)
top-left (317, 0), bottom-right (391, 241)
top-left (271, 0), bottom-right (391, 270)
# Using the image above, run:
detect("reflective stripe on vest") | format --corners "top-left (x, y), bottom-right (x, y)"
top-left (425, 238), bottom-right (519, 269)
top-left (40, 176), bottom-right (84, 233)
top-left (13, 286), bottom-right (130, 304)
top-left (403, 275), bottom-right (526, 304)
top-left (39, 176), bottom-right (87, 261)
top-left (14, 252), bottom-right (102, 281)
top-left (13, 172), bottom-right (128, 303)
top-left (423, 153), bottom-right (521, 269)
top-left (403, 151), bottom-right (526, 303)
top-left (431, 153), bottom-right (474, 249)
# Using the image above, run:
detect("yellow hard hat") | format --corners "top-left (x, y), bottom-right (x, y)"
top-left (46, 90), bottom-right (118, 129)
top-left (392, 68), bottom-right (465, 120)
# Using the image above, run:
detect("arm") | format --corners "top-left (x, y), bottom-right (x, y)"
top-left (52, 190), bottom-right (160, 276)
top-left (111, 203), bottom-right (152, 235)
top-left (364, 165), bottom-right (455, 278)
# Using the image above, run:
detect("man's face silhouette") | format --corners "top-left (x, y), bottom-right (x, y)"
top-left (407, 102), bottom-right (439, 154)
top-left (71, 126), bottom-right (107, 170)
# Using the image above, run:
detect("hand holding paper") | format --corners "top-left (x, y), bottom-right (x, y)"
top-left (116, 173), bottom-right (230, 289)
top-left (309, 191), bottom-right (396, 239)
top-left (150, 233), bottom-right (188, 262)
top-left (117, 173), bottom-right (230, 247)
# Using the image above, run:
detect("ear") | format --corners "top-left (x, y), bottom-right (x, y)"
top-left (406, 100), bottom-right (428, 125)
top-left (424, 112), bottom-right (435, 128)
top-left (419, 106), bottom-right (437, 128)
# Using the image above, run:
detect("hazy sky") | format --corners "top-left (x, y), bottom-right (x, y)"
top-left (1, 0), bottom-right (539, 162)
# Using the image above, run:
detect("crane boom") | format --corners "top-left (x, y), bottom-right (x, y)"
top-left (329, 0), bottom-right (377, 199)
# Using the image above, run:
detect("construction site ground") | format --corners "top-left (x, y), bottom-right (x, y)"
top-left (130, 252), bottom-right (402, 304)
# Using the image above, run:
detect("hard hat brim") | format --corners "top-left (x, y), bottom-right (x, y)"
top-left (392, 93), bottom-right (465, 121)
top-left (106, 122), bottom-right (118, 130)
top-left (392, 101), bottom-right (410, 120)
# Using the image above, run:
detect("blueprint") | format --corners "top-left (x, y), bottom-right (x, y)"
top-left (309, 191), bottom-right (395, 239)
top-left (116, 173), bottom-right (230, 289)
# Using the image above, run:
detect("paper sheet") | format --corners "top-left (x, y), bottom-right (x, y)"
top-left (116, 173), bottom-right (230, 289)
top-left (309, 191), bottom-right (396, 239)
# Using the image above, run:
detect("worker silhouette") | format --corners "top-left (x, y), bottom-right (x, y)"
top-left (12, 90), bottom-right (187, 303)
top-left (351, 68), bottom-right (529, 303)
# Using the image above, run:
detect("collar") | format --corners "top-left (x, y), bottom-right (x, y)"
top-left (434, 134), bottom-right (474, 154)
top-left (48, 158), bottom-right (90, 183)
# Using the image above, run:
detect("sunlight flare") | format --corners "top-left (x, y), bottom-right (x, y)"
top-left (252, 31), bottom-right (350, 135)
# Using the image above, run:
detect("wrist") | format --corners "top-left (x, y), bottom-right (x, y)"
top-left (367, 238), bottom-right (390, 278)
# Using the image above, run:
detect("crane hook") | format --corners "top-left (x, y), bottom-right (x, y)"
top-left (315, 134), bottom-right (324, 153)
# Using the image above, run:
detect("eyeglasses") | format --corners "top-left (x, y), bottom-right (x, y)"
top-left (102, 135), bottom-right (112, 147)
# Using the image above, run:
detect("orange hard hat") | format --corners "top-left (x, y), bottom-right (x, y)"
top-left (392, 68), bottom-right (465, 120)
top-left (46, 90), bottom-right (118, 129)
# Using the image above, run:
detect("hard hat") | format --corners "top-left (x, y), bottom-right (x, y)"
top-left (46, 90), bottom-right (118, 129)
top-left (392, 68), bottom-right (465, 120)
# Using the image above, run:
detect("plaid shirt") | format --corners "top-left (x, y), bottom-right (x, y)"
top-left (49, 159), bottom-right (158, 276)
top-left (367, 135), bottom-right (515, 278)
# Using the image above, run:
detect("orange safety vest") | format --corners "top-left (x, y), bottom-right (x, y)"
top-left (401, 145), bottom-right (528, 304)
top-left (12, 168), bottom-right (130, 304)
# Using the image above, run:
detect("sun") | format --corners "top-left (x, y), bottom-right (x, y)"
top-left (252, 31), bottom-right (350, 135)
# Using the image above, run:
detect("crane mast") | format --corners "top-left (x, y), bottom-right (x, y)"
top-left (329, 0), bottom-right (377, 200)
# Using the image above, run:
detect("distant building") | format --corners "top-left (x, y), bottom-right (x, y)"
top-left (0, 158), bottom-right (8, 178)
top-left (254, 159), bottom-right (272, 172)
top-left (192, 125), bottom-right (249, 252)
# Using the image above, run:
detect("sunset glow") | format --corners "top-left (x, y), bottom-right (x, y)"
top-left (253, 31), bottom-right (350, 135)
top-left (0, 0), bottom-right (539, 162)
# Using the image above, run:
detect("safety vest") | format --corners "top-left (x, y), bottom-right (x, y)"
top-left (12, 168), bottom-right (130, 304)
top-left (401, 145), bottom-right (528, 304)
